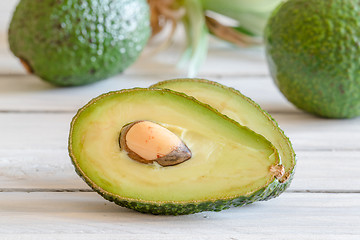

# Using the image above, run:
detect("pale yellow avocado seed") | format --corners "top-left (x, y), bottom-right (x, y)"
top-left (119, 121), bottom-right (192, 166)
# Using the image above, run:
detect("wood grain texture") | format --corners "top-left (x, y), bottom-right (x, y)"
top-left (3, 235), bottom-right (360, 240)
top-left (1, 1), bottom-right (360, 238)
top-left (0, 74), bottom-right (295, 113)
top-left (0, 192), bottom-right (359, 237)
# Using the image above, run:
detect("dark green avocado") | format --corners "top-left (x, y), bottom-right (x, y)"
top-left (8, 0), bottom-right (150, 86)
top-left (265, 0), bottom-right (360, 118)
top-left (69, 80), bottom-right (294, 215)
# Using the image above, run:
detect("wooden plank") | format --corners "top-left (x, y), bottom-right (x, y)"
top-left (274, 113), bottom-right (360, 151)
top-left (0, 74), bottom-right (157, 112)
top-left (1, 148), bottom-right (359, 191)
top-left (2, 234), bottom-right (359, 240)
top-left (0, 149), bottom-right (88, 189)
top-left (0, 74), bottom-right (297, 113)
top-left (0, 192), bottom-right (359, 238)
top-left (289, 151), bottom-right (360, 191)
top-left (0, 113), bottom-right (71, 150)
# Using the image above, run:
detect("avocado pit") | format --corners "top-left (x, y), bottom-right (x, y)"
top-left (120, 120), bottom-right (192, 166)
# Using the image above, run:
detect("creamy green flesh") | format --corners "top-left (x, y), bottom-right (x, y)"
top-left (151, 80), bottom-right (295, 180)
top-left (70, 89), bottom-right (279, 202)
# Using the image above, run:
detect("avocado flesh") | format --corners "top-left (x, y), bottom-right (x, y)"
top-left (151, 79), bottom-right (295, 195)
top-left (69, 88), bottom-right (281, 212)
top-left (8, 0), bottom-right (150, 86)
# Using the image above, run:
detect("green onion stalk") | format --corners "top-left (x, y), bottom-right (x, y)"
top-left (148, 0), bottom-right (285, 76)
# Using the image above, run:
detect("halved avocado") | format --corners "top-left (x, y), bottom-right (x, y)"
top-left (69, 87), bottom-right (285, 215)
top-left (151, 79), bottom-right (296, 199)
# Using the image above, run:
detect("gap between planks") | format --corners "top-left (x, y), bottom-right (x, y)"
top-left (1, 188), bottom-right (360, 194)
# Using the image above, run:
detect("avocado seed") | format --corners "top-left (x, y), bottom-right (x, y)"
top-left (119, 121), bottom-right (191, 166)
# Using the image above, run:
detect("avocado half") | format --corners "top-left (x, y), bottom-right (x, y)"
top-left (69, 79), bottom-right (295, 215)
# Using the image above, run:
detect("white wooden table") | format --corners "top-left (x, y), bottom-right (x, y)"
top-left (1, 1), bottom-right (359, 239)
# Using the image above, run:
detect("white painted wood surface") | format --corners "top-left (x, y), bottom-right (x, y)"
top-left (1, 0), bottom-right (360, 239)
top-left (1, 192), bottom-right (359, 238)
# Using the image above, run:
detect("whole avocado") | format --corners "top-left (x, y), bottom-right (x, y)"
top-left (265, 0), bottom-right (360, 118)
top-left (8, 0), bottom-right (150, 86)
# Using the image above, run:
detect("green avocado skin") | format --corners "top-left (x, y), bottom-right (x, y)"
top-left (104, 180), bottom-right (282, 215)
top-left (8, 0), bottom-right (150, 86)
top-left (265, 0), bottom-right (360, 118)
top-left (73, 166), bottom-right (283, 215)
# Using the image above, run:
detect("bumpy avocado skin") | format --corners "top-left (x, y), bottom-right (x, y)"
top-left (8, 0), bottom-right (150, 86)
top-left (102, 181), bottom-right (282, 215)
top-left (265, 0), bottom-right (360, 118)
top-left (73, 165), bottom-right (282, 215)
